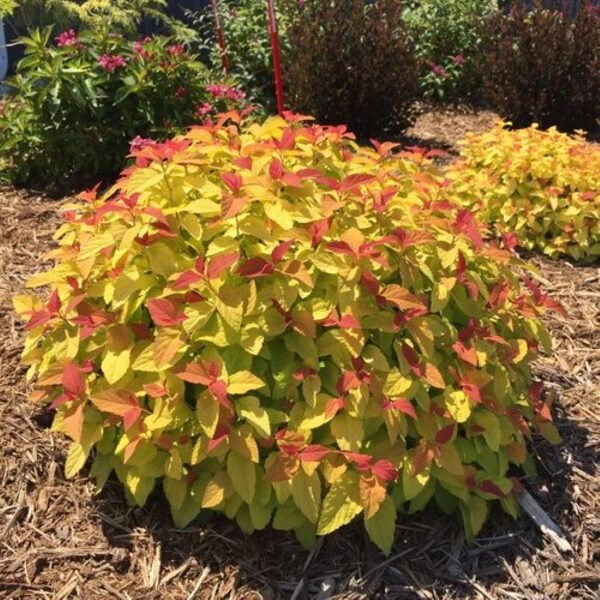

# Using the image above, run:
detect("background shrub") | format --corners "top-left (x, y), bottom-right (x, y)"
top-left (188, 0), bottom-right (294, 111)
top-left (402, 0), bottom-right (498, 101)
top-left (16, 113), bottom-right (561, 553)
top-left (0, 28), bottom-right (246, 186)
top-left (4, 0), bottom-right (194, 38)
top-left (285, 0), bottom-right (420, 137)
top-left (449, 124), bottom-right (600, 261)
top-left (479, 1), bottom-right (600, 131)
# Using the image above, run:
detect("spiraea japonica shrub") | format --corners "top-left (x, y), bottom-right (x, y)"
top-left (15, 113), bottom-right (562, 553)
top-left (449, 123), bottom-right (600, 262)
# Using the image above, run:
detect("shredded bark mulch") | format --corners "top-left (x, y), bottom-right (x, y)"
top-left (0, 143), bottom-right (598, 599)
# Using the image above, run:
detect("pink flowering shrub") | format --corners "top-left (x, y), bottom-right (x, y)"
top-left (0, 28), bottom-right (248, 185)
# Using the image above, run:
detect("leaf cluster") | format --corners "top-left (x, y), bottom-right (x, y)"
top-left (16, 112), bottom-right (561, 554)
top-left (449, 123), bottom-right (600, 262)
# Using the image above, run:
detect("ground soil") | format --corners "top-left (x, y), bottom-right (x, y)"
top-left (0, 109), bottom-right (598, 599)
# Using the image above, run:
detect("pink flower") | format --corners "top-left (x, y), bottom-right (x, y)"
top-left (99, 54), bottom-right (127, 73)
top-left (206, 83), bottom-right (246, 101)
top-left (168, 44), bottom-right (186, 57)
top-left (194, 102), bottom-right (213, 117)
top-left (175, 86), bottom-right (187, 98)
top-left (452, 54), bottom-right (465, 66)
top-left (129, 136), bottom-right (154, 154)
top-left (427, 60), bottom-right (448, 78)
top-left (133, 37), bottom-right (153, 59)
top-left (55, 29), bottom-right (78, 47)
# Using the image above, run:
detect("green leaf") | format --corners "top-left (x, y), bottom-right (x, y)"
top-left (317, 472), bottom-right (362, 536)
top-left (227, 371), bottom-right (265, 394)
top-left (164, 476), bottom-right (187, 511)
top-left (227, 451), bottom-right (256, 503)
top-left (365, 496), bottom-right (396, 555)
top-left (236, 395), bottom-right (271, 438)
top-left (291, 469), bottom-right (321, 523)
top-left (65, 442), bottom-right (88, 479)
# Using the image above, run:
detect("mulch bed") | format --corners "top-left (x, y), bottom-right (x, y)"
top-left (0, 111), bottom-right (598, 599)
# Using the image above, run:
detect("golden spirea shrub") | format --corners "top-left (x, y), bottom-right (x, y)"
top-left (449, 123), bottom-right (600, 262)
top-left (15, 113), bottom-right (562, 553)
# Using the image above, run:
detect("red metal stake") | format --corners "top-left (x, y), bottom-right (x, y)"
top-left (211, 0), bottom-right (229, 73)
top-left (266, 0), bottom-right (285, 115)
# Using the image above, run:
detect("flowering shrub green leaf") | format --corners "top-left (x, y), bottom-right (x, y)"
top-left (402, 0), bottom-right (498, 100)
top-left (449, 123), bottom-right (600, 262)
top-left (0, 28), bottom-right (247, 185)
top-left (15, 113), bottom-right (562, 553)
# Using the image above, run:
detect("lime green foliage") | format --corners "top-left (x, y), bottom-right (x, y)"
top-left (449, 123), bottom-right (600, 261)
top-left (15, 113), bottom-right (561, 554)
top-left (7, 0), bottom-right (193, 38)
top-left (0, 0), bottom-right (16, 18)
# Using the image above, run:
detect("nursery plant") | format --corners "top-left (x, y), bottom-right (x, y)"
top-left (15, 112), bottom-right (562, 554)
top-left (479, 0), bottom-right (600, 131)
top-left (285, 0), bottom-right (420, 137)
top-left (0, 28), bottom-right (246, 185)
top-left (449, 123), bottom-right (600, 262)
top-left (402, 0), bottom-right (498, 100)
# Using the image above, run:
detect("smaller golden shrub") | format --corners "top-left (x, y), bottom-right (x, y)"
top-left (449, 124), bottom-right (600, 262)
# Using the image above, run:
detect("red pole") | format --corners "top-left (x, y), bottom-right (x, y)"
top-left (266, 0), bottom-right (285, 115)
top-left (211, 0), bottom-right (229, 73)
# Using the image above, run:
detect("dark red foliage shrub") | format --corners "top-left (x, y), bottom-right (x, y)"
top-left (284, 0), bottom-right (420, 137)
top-left (479, 1), bottom-right (600, 131)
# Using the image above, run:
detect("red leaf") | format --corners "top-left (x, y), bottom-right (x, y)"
top-left (324, 396), bottom-right (344, 419)
top-left (238, 257), bottom-right (274, 278)
top-left (146, 297), bottom-right (187, 327)
top-left (300, 444), bottom-right (331, 462)
top-left (26, 309), bottom-right (52, 330)
top-left (453, 341), bottom-right (478, 366)
top-left (435, 423), bottom-right (456, 445)
top-left (271, 239), bottom-right (295, 264)
top-left (454, 209), bottom-right (483, 248)
top-left (477, 480), bottom-right (507, 497)
top-left (336, 371), bottom-right (361, 395)
top-left (343, 451), bottom-right (372, 471)
top-left (209, 379), bottom-right (229, 406)
top-left (123, 405), bottom-right (142, 431)
top-left (371, 459), bottom-right (398, 483)
top-left (207, 251), bottom-right (240, 280)
top-left (309, 218), bottom-right (330, 247)
top-left (338, 313), bottom-right (361, 329)
top-left (385, 398), bottom-right (416, 419)
top-left (177, 361), bottom-right (220, 385)
top-left (47, 290), bottom-right (61, 314)
top-left (234, 156), bottom-right (252, 169)
top-left (277, 128), bottom-right (296, 150)
top-left (144, 383), bottom-right (167, 398)
top-left (269, 158), bottom-right (284, 180)
top-left (172, 269), bottom-right (202, 290)
top-left (62, 361), bottom-right (84, 398)
top-left (401, 343), bottom-right (421, 369)
top-left (221, 172), bottom-right (243, 193)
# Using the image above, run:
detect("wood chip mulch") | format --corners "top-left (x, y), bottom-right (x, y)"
top-left (0, 157), bottom-right (598, 599)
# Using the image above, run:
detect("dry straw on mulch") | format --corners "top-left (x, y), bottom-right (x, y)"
top-left (0, 112), bottom-right (598, 599)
